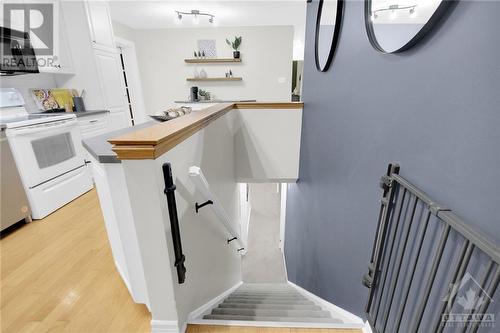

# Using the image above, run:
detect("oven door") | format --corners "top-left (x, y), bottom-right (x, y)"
top-left (6, 119), bottom-right (86, 188)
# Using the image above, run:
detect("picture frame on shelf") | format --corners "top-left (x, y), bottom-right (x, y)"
top-left (197, 39), bottom-right (217, 58)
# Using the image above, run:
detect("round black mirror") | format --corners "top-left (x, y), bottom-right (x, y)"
top-left (315, 0), bottom-right (344, 72)
top-left (365, 0), bottom-right (453, 53)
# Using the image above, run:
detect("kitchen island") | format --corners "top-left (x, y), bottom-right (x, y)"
top-left (83, 102), bottom-right (304, 332)
top-left (82, 122), bottom-right (158, 308)
top-left (83, 121), bottom-right (155, 163)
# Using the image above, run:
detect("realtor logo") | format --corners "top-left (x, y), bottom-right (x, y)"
top-left (3, 2), bottom-right (54, 55)
top-left (441, 272), bottom-right (495, 328)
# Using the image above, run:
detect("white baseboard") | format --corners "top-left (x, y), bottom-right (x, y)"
top-left (188, 318), bottom-right (366, 329)
top-left (151, 319), bottom-right (184, 333)
top-left (362, 320), bottom-right (373, 333)
top-left (114, 260), bottom-right (133, 298)
top-left (187, 281), bottom-right (243, 321)
top-left (287, 281), bottom-right (365, 328)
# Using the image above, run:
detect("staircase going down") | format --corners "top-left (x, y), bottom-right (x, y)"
top-left (202, 283), bottom-right (345, 324)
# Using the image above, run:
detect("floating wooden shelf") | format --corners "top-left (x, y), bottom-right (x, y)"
top-left (186, 77), bottom-right (242, 82)
top-left (184, 58), bottom-right (241, 64)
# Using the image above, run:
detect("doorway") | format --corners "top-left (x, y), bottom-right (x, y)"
top-left (241, 183), bottom-right (287, 283)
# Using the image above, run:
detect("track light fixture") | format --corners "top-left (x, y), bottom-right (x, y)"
top-left (175, 10), bottom-right (215, 24)
top-left (371, 4), bottom-right (417, 20)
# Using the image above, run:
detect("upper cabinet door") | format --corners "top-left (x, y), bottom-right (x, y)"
top-left (85, 1), bottom-right (116, 51)
top-left (39, 4), bottom-right (74, 74)
top-left (93, 48), bottom-right (128, 110)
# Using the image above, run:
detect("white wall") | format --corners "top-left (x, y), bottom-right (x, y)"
top-left (112, 24), bottom-right (294, 115)
top-left (122, 111), bottom-right (241, 327)
top-left (234, 108), bottom-right (303, 182)
top-left (113, 20), bottom-right (136, 41)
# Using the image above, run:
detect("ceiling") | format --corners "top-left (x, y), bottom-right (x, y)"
top-left (109, 0), bottom-right (307, 59)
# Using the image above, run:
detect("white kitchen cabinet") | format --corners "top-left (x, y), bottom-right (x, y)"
top-left (5, 0), bottom-right (73, 74)
top-left (0, 1), bottom-right (27, 31)
top-left (58, 1), bottom-right (130, 131)
top-left (93, 47), bottom-right (130, 130)
top-left (85, 1), bottom-right (116, 52)
top-left (32, 1), bottom-right (74, 74)
top-left (93, 48), bottom-right (128, 107)
top-left (87, 154), bottom-right (149, 306)
top-left (108, 108), bottom-right (130, 131)
top-left (77, 112), bottom-right (110, 139)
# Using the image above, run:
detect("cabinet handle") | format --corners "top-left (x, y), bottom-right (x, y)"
top-left (89, 119), bottom-right (98, 123)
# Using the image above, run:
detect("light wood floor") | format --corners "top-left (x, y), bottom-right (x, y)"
top-left (0, 189), bottom-right (151, 333)
top-left (1, 189), bottom-right (361, 333)
top-left (186, 325), bottom-right (361, 333)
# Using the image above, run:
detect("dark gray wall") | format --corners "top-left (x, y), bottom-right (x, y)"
top-left (285, 0), bottom-right (500, 318)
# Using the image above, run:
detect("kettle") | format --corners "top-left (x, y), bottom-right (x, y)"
top-left (190, 87), bottom-right (199, 102)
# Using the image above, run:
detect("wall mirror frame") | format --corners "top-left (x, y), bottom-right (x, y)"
top-left (315, 0), bottom-right (344, 72)
top-left (364, 0), bottom-right (454, 53)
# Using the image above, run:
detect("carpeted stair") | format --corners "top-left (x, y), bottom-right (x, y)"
top-left (202, 283), bottom-right (344, 324)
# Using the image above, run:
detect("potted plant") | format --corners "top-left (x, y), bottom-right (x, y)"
top-left (226, 36), bottom-right (242, 59)
top-left (199, 89), bottom-right (210, 101)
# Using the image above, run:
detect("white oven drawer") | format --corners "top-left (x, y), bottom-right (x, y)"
top-left (78, 113), bottom-right (109, 139)
top-left (27, 165), bottom-right (93, 219)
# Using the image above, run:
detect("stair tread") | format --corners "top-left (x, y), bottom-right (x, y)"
top-left (235, 290), bottom-right (296, 294)
top-left (217, 303), bottom-right (322, 310)
top-left (223, 299), bottom-right (314, 305)
top-left (228, 295), bottom-right (307, 300)
top-left (212, 308), bottom-right (331, 318)
top-left (236, 285), bottom-right (294, 292)
top-left (199, 283), bottom-right (345, 325)
top-left (202, 314), bottom-right (343, 323)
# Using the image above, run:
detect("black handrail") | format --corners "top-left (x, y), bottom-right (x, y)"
top-left (162, 163), bottom-right (186, 284)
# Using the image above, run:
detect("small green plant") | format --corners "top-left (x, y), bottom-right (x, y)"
top-left (199, 89), bottom-right (210, 100)
top-left (226, 36), bottom-right (242, 51)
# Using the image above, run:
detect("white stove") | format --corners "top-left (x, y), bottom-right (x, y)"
top-left (2, 113), bottom-right (75, 128)
top-left (1, 88), bottom-right (93, 219)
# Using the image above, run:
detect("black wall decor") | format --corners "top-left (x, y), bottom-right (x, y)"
top-left (365, 0), bottom-right (456, 53)
top-left (314, 0), bottom-right (344, 72)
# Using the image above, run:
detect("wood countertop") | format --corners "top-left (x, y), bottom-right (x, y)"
top-left (109, 102), bottom-right (303, 160)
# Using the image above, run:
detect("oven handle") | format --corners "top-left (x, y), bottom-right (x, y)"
top-left (7, 120), bottom-right (77, 136)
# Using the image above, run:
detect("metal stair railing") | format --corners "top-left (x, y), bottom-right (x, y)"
top-left (363, 163), bottom-right (500, 333)
top-left (189, 166), bottom-right (245, 252)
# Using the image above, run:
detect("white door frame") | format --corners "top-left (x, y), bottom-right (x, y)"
top-left (115, 37), bottom-right (147, 124)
